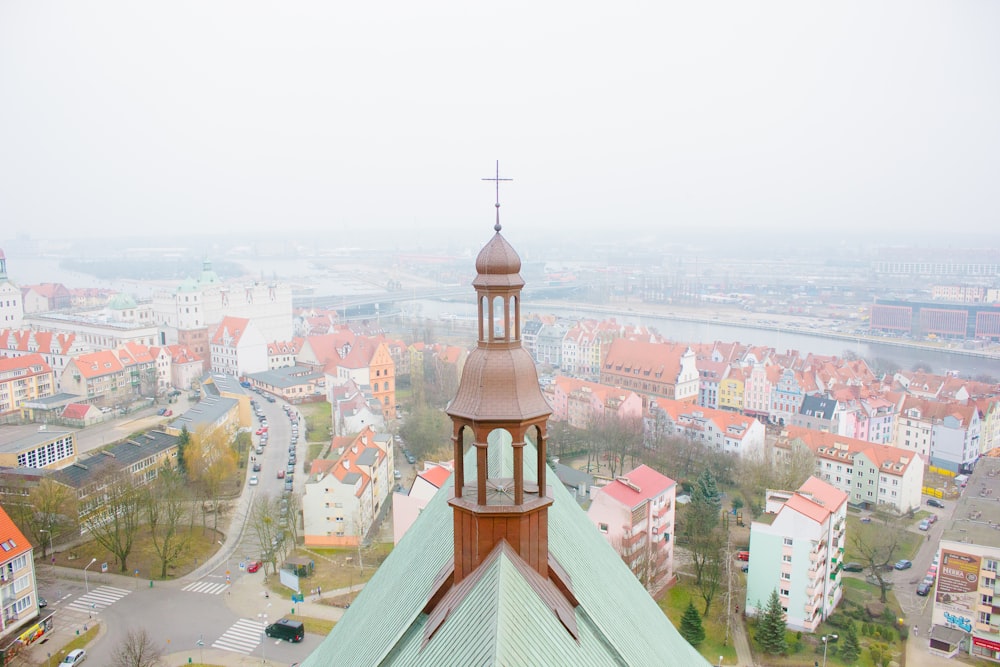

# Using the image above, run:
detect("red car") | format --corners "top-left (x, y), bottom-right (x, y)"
top-left (247, 561), bottom-right (262, 573)
top-left (276, 470), bottom-right (285, 479)
top-left (255, 427), bottom-right (268, 435)
top-left (737, 551), bottom-right (750, 561)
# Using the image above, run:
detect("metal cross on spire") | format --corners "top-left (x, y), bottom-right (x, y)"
top-left (481, 160), bottom-right (512, 232)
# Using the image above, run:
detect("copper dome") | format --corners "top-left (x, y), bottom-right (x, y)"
top-left (473, 232), bottom-right (524, 289)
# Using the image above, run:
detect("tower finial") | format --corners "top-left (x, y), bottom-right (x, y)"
top-left (481, 160), bottom-right (512, 232)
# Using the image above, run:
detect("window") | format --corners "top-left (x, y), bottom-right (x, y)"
top-left (980, 611), bottom-right (992, 625)
top-left (599, 523), bottom-right (608, 533)
top-left (781, 572), bottom-right (791, 581)
top-left (780, 588), bottom-right (790, 596)
top-left (783, 538), bottom-right (793, 546)
top-left (782, 555), bottom-right (792, 563)
top-left (986, 559), bottom-right (998, 573)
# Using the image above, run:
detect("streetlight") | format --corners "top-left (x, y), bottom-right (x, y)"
top-left (258, 612), bottom-right (268, 664)
top-left (218, 540), bottom-right (230, 578)
top-left (39, 529), bottom-right (53, 569)
top-left (718, 656), bottom-right (723, 667)
top-left (821, 634), bottom-right (838, 667)
top-left (83, 558), bottom-right (97, 593)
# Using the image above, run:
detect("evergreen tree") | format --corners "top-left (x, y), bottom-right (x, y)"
top-left (691, 469), bottom-right (723, 530)
top-left (755, 590), bottom-right (788, 655)
top-left (177, 425), bottom-right (191, 474)
top-left (840, 621), bottom-right (861, 664)
top-left (679, 601), bottom-right (706, 646)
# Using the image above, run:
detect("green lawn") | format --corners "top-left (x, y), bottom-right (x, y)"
top-left (658, 582), bottom-right (738, 665)
top-left (299, 401), bottom-right (332, 440)
top-left (843, 515), bottom-right (922, 563)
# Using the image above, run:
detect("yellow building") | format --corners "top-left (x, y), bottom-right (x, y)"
top-left (0, 353), bottom-right (54, 417)
top-left (718, 372), bottom-right (745, 412)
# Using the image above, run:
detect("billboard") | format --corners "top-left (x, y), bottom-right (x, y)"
top-left (936, 548), bottom-right (981, 631)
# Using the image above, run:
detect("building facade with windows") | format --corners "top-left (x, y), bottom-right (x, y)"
top-left (0, 505), bottom-right (41, 651)
top-left (745, 476), bottom-right (848, 632)
top-left (587, 465), bottom-right (676, 595)
top-left (933, 457), bottom-right (1000, 662)
top-left (0, 354), bottom-right (54, 418)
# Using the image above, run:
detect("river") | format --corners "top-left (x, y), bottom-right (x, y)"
top-left (409, 299), bottom-right (1000, 379)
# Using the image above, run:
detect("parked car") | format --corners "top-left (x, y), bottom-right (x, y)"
top-left (277, 470), bottom-right (285, 479)
top-left (916, 581), bottom-right (932, 596)
top-left (163, 409), bottom-right (172, 417)
top-left (918, 519), bottom-right (930, 531)
top-left (737, 551), bottom-right (750, 562)
top-left (252, 462), bottom-right (261, 472)
top-left (37, 596), bottom-right (47, 608)
top-left (394, 470), bottom-right (402, 479)
top-left (406, 454), bottom-right (416, 464)
top-left (927, 498), bottom-right (945, 509)
top-left (894, 559), bottom-right (913, 570)
top-left (284, 479), bottom-right (293, 492)
top-left (842, 562), bottom-right (864, 572)
top-left (927, 513), bottom-right (938, 524)
top-left (247, 560), bottom-right (262, 573)
top-left (61, 650), bottom-right (87, 665)
top-left (156, 408), bottom-right (167, 416)
top-left (249, 475), bottom-right (259, 486)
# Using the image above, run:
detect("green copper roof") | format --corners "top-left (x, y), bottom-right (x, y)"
top-left (301, 432), bottom-right (708, 666)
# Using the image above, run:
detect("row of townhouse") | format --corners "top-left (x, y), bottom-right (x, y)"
top-left (302, 426), bottom-right (393, 547)
top-left (775, 425), bottom-right (924, 514)
top-left (646, 398), bottom-right (766, 457)
top-left (0, 329), bottom-right (88, 385)
top-left (522, 317), bottom-right (657, 379)
top-left (543, 376), bottom-right (643, 428)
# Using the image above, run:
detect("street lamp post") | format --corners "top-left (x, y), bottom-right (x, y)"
top-left (258, 612), bottom-right (268, 664)
top-left (821, 634), bottom-right (838, 667)
top-left (83, 558), bottom-right (97, 593)
top-left (39, 529), bottom-right (54, 571)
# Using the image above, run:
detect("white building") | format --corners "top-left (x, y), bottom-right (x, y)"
top-left (302, 426), bottom-right (392, 547)
top-left (209, 317), bottom-right (268, 377)
top-left (778, 426), bottom-right (924, 514)
top-left (0, 250), bottom-right (24, 329)
top-left (648, 398), bottom-right (766, 458)
top-left (745, 476), bottom-right (848, 632)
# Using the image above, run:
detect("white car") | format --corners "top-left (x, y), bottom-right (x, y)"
top-left (61, 649), bottom-right (87, 665)
top-left (249, 475), bottom-right (259, 486)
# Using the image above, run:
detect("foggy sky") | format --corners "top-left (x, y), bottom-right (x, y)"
top-left (1, 1), bottom-right (998, 249)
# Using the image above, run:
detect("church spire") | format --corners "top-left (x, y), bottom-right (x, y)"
top-left (445, 174), bottom-right (553, 583)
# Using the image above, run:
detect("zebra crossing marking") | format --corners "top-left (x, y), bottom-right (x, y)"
top-left (66, 586), bottom-right (131, 613)
top-left (181, 580), bottom-right (230, 595)
top-left (212, 618), bottom-right (264, 654)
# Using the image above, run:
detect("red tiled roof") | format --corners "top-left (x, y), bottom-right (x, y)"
top-left (419, 466), bottom-right (452, 489)
top-left (0, 353), bottom-right (51, 375)
top-left (61, 403), bottom-right (93, 419)
top-left (0, 506), bottom-right (32, 561)
top-left (600, 464), bottom-right (675, 507)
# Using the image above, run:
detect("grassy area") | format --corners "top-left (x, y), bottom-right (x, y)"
top-left (53, 527), bottom-right (224, 580)
top-left (658, 581), bottom-right (738, 664)
top-left (299, 401), bottom-right (332, 441)
top-left (263, 544), bottom-right (394, 601)
top-left (842, 514), bottom-right (922, 563)
top-left (45, 623), bottom-right (100, 665)
top-left (287, 612), bottom-right (336, 636)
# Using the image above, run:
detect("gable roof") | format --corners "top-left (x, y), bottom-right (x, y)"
top-left (599, 464), bottom-right (675, 508)
top-left (0, 505), bottom-right (32, 562)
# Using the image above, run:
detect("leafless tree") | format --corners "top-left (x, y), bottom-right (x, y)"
top-left (145, 467), bottom-right (192, 579)
top-left (81, 470), bottom-right (144, 573)
top-left (850, 507), bottom-right (906, 603)
top-left (112, 627), bottom-right (164, 667)
top-left (6, 477), bottom-right (78, 558)
top-left (249, 494), bottom-right (285, 575)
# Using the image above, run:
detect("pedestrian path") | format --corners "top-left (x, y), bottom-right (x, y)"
top-left (182, 580), bottom-right (230, 595)
top-left (212, 618), bottom-right (263, 654)
top-left (66, 585), bottom-right (131, 613)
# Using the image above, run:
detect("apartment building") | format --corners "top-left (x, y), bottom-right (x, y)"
top-left (587, 464), bottom-right (676, 594)
top-left (895, 396), bottom-right (980, 473)
top-left (0, 354), bottom-right (55, 417)
top-left (777, 426), bottom-right (924, 514)
top-left (209, 316), bottom-right (268, 377)
top-left (745, 476), bottom-right (848, 632)
top-left (0, 505), bottom-right (41, 653)
top-left (302, 426), bottom-right (392, 547)
top-left (648, 398), bottom-right (765, 457)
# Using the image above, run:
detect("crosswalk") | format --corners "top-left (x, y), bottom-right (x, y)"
top-left (66, 585), bottom-right (132, 613)
top-left (213, 618), bottom-right (264, 654)
top-left (182, 580), bottom-right (230, 595)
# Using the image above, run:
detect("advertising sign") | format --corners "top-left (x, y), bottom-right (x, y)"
top-left (936, 548), bottom-right (980, 627)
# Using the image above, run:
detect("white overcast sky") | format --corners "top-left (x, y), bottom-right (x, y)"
top-left (1, 1), bottom-right (998, 248)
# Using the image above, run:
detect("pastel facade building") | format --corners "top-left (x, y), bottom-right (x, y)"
top-left (745, 476), bottom-right (848, 632)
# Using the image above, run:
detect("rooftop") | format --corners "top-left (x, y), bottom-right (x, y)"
top-left (941, 457), bottom-right (1000, 547)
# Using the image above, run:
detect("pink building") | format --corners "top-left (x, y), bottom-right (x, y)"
top-left (588, 464), bottom-right (676, 594)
